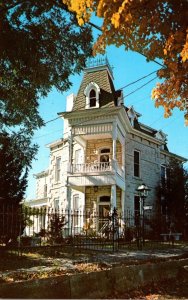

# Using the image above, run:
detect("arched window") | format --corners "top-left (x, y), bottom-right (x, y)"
top-left (89, 89), bottom-right (96, 107)
top-left (84, 82), bottom-right (100, 109)
top-left (99, 148), bottom-right (110, 163)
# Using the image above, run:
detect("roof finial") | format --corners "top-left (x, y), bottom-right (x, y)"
top-left (85, 55), bottom-right (113, 79)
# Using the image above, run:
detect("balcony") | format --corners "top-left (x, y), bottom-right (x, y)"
top-left (68, 160), bottom-right (125, 190)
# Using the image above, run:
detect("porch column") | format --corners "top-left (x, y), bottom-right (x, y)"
top-left (121, 190), bottom-right (125, 218)
top-left (111, 184), bottom-right (117, 210)
top-left (112, 122), bottom-right (117, 171)
top-left (112, 138), bottom-right (117, 161)
top-left (68, 129), bottom-right (73, 173)
top-left (122, 138), bottom-right (125, 172)
top-left (66, 185), bottom-right (72, 235)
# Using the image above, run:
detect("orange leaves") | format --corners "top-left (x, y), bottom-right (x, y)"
top-left (157, 69), bottom-right (165, 78)
top-left (111, 12), bottom-right (120, 28)
top-left (168, 62), bottom-right (178, 73)
top-left (180, 30), bottom-right (188, 62)
top-left (63, 0), bottom-right (93, 24)
top-left (152, 77), bottom-right (187, 124)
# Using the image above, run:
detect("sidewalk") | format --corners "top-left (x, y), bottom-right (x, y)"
top-left (0, 244), bottom-right (188, 279)
top-left (0, 245), bottom-right (188, 299)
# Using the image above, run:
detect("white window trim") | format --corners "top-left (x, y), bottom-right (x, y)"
top-left (84, 82), bottom-right (100, 109)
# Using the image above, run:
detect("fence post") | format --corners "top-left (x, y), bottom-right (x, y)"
top-left (112, 208), bottom-right (118, 252)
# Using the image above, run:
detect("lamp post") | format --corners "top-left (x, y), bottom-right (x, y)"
top-left (136, 183), bottom-right (150, 246)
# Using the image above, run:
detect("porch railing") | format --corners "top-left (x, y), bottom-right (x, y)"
top-left (72, 123), bottom-right (113, 136)
top-left (72, 162), bottom-right (112, 173)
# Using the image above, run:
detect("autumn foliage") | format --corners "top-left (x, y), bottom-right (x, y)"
top-left (63, 0), bottom-right (188, 124)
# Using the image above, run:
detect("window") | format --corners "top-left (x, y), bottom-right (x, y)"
top-left (134, 150), bottom-right (140, 177)
top-left (89, 89), bottom-right (96, 107)
top-left (55, 157), bottom-right (61, 182)
top-left (99, 196), bottom-right (110, 202)
top-left (161, 165), bottom-right (166, 181)
top-left (99, 148), bottom-right (110, 165)
top-left (73, 195), bottom-right (79, 226)
top-left (54, 198), bottom-right (59, 210)
top-left (134, 195), bottom-right (140, 226)
top-left (39, 207), bottom-right (46, 229)
top-left (44, 184), bottom-right (47, 198)
top-left (84, 82), bottom-right (100, 109)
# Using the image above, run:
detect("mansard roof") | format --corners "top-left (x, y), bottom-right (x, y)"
top-left (73, 59), bottom-right (119, 111)
top-left (59, 58), bottom-right (186, 158)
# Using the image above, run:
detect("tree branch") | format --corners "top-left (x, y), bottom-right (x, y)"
top-left (0, 1), bottom-right (29, 13)
top-left (88, 21), bottom-right (164, 68)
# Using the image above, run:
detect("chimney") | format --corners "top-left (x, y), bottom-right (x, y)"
top-left (66, 93), bottom-right (75, 112)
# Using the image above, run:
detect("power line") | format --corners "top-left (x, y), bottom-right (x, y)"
top-left (123, 76), bottom-right (158, 98)
top-left (33, 110), bottom-right (113, 141)
top-left (161, 113), bottom-right (183, 130)
top-left (33, 129), bottom-right (63, 140)
top-left (119, 70), bottom-right (159, 90)
top-left (33, 93), bottom-right (183, 148)
top-left (149, 115), bottom-right (164, 127)
top-left (41, 73), bottom-right (159, 128)
top-left (3, 71), bottom-right (160, 141)
top-left (44, 116), bottom-right (61, 125)
top-left (33, 76), bottom-right (159, 140)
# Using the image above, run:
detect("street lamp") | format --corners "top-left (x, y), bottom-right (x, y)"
top-left (136, 183), bottom-right (150, 246)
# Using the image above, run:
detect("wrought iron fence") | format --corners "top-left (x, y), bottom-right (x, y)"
top-left (0, 204), bottom-right (184, 252)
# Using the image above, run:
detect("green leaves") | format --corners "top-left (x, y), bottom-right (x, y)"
top-left (0, 131), bottom-right (38, 204)
top-left (0, 0), bottom-right (93, 132)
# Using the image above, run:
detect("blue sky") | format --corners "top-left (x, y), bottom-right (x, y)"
top-left (26, 44), bottom-right (188, 200)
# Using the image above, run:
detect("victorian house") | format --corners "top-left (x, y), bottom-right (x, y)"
top-left (28, 58), bottom-right (186, 228)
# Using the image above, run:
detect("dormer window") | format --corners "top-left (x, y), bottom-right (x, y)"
top-left (89, 89), bottom-right (97, 107)
top-left (84, 82), bottom-right (100, 109)
top-left (127, 106), bottom-right (140, 127)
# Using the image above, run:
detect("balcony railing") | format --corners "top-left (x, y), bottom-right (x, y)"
top-left (72, 162), bottom-right (112, 173)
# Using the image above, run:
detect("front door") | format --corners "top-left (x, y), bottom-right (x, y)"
top-left (98, 196), bottom-right (110, 231)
